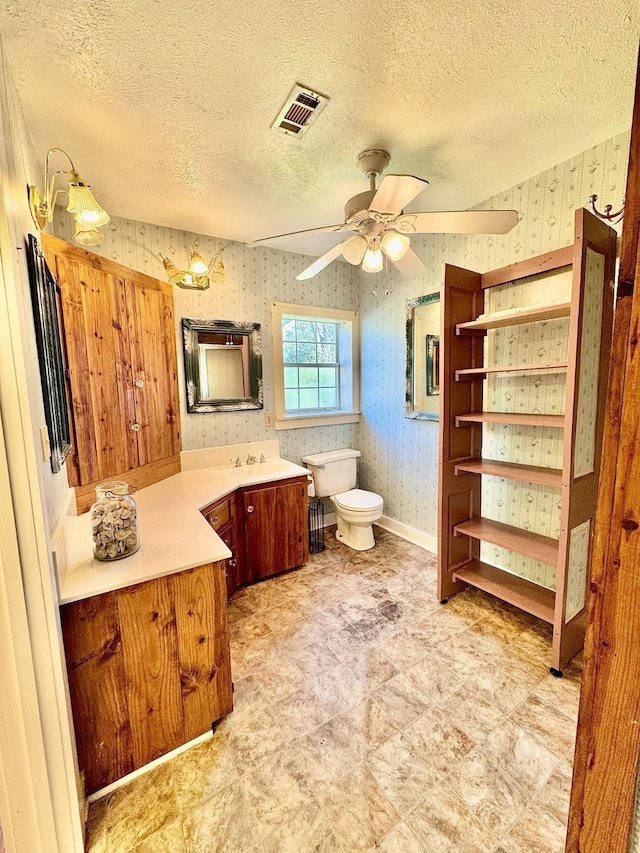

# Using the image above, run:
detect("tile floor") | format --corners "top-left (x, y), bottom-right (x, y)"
top-left (85, 526), bottom-right (581, 853)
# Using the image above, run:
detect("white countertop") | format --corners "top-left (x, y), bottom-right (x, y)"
top-left (57, 458), bottom-right (310, 605)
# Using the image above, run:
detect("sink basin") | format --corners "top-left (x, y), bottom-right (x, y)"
top-left (228, 460), bottom-right (290, 479)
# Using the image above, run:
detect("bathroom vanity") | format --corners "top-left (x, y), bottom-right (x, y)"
top-left (55, 446), bottom-right (309, 794)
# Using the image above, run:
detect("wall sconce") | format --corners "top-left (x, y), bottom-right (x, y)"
top-left (28, 148), bottom-right (110, 247)
top-left (159, 247), bottom-right (226, 291)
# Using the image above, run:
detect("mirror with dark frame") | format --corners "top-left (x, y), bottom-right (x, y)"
top-left (405, 292), bottom-right (440, 421)
top-left (182, 318), bottom-right (263, 412)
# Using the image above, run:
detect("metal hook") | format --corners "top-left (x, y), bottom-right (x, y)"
top-left (588, 194), bottom-right (625, 224)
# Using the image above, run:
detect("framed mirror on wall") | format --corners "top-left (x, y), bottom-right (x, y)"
top-left (405, 291), bottom-right (441, 421)
top-left (182, 318), bottom-right (263, 412)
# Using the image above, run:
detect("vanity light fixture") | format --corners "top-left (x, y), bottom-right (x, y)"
top-left (28, 148), bottom-right (110, 246)
top-left (159, 247), bottom-right (226, 291)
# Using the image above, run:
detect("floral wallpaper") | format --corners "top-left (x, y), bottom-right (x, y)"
top-left (52, 131), bottom-right (629, 546)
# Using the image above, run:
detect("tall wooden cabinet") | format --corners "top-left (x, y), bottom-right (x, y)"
top-left (42, 234), bottom-right (181, 511)
top-left (438, 209), bottom-right (617, 673)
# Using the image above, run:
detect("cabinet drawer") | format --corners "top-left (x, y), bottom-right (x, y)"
top-left (203, 498), bottom-right (231, 532)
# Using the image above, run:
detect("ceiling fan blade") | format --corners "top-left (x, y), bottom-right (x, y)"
top-left (296, 237), bottom-right (355, 280)
top-left (388, 246), bottom-right (427, 278)
top-left (247, 223), bottom-right (350, 248)
top-left (395, 209), bottom-right (519, 235)
top-left (369, 175), bottom-right (429, 217)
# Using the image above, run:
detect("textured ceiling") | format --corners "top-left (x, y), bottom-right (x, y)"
top-left (0, 0), bottom-right (638, 255)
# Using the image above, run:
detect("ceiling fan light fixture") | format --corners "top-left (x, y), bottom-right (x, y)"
top-left (361, 238), bottom-right (383, 273)
top-left (381, 230), bottom-right (410, 261)
top-left (342, 235), bottom-right (367, 265)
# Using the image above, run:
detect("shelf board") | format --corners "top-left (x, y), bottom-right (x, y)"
top-left (456, 302), bottom-right (571, 333)
top-left (455, 361), bottom-right (568, 379)
top-left (454, 458), bottom-right (563, 488)
top-left (452, 560), bottom-right (555, 623)
top-left (456, 411), bottom-right (565, 428)
top-left (454, 516), bottom-right (559, 566)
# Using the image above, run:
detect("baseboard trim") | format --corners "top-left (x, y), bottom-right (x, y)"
top-left (376, 515), bottom-right (437, 554)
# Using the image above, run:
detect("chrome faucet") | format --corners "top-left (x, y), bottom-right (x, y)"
top-left (230, 457), bottom-right (242, 467)
top-left (246, 454), bottom-right (257, 465)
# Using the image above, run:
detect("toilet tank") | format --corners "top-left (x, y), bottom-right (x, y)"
top-left (302, 448), bottom-right (360, 497)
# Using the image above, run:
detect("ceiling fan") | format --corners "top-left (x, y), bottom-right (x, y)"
top-left (248, 149), bottom-right (519, 280)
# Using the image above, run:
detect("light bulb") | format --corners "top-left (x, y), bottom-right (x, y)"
top-left (361, 240), bottom-right (383, 273)
top-left (68, 175), bottom-right (110, 227)
top-left (381, 231), bottom-right (410, 261)
top-left (189, 248), bottom-right (209, 275)
top-left (342, 235), bottom-right (367, 265)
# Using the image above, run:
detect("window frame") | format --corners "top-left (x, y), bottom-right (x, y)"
top-left (272, 301), bottom-right (361, 430)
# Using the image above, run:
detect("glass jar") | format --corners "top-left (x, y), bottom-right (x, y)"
top-left (90, 481), bottom-right (139, 561)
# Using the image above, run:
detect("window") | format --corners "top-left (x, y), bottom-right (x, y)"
top-left (272, 302), bottom-right (360, 430)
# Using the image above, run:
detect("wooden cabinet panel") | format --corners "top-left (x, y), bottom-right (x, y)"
top-left (61, 562), bottom-right (232, 794)
top-left (117, 576), bottom-right (184, 770)
top-left (41, 235), bottom-right (181, 506)
top-left (126, 279), bottom-right (180, 466)
top-left (60, 593), bottom-right (133, 794)
top-left (243, 477), bottom-right (308, 581)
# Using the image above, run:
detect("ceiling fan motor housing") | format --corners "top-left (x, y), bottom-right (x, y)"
top-left (344, 189), bottom-right (377, 223)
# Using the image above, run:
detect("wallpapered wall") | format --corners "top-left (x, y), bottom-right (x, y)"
top-left (53, 131), bottom-right (629, 540)
top-left (358, 131), bottom-right (629, 537)
top-left (51, 211), bottom-right (361, 468)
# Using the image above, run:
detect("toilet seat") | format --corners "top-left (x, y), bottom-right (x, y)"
top-left (332, 488), bottom-right (383, 512)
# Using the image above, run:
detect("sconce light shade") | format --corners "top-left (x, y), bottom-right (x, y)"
top-left (381, 231), bottom-right (410, 261)
top-left (28, 149), bottom-right (110, 246)
top-left (209, 256), bottom-right (226, 283)
top-left (189, 248), bottom-right (209, 276)
top-left (160, 253), bottom-right (211, 290)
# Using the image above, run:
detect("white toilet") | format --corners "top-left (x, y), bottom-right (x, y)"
top-left (302, 448), bottom-right (384, 551)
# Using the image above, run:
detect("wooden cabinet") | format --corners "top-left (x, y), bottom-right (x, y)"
top-left (201, 475), bottom-right (309, 595)
top-left (41, 234), bottom-right (181, 511)
top-left (60, 562), bottom-right (232, 795)
top-left (437, 208), bottom-right (617, 674)
top-left (242, 477), bottom-right (308, 581)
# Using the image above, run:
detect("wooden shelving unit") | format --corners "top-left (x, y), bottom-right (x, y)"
top-left (438, 209), bottom-right (617, 673)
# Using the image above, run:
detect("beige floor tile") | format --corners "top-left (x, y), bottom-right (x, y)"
top-left (182, 779), bottom-right (261, 852)
top-left (495, 802), bottom-right (567, 853)
top-left (131, 820), bottom-right (185, 852)
top-left (329, 697), bottom-right (398, 757)
top-left (482, 719), bottom-right (559, 794)
top-left (373, 820), bottom-right (427, 853)
top-left (227, 596), bottom-right (257, 623)
top-left (307, 662), bottom-right (367, 716)
top-left (511, 694), bottom-right (577, 758)
top-left (171, 736), bottom-right (238, 811)
top-left (318, 763), bottom-right (400, 852)
top-left (230, 612), bottom-right (273, 644)
top-left (291, 717), bottom-right (361, 789)
top-left (106, 764), bottom-right (178, 853)
top-left (533, 672), bottom-right (582, 721)
top-left (241, 748), bottom-right (315, 838)
top-left (373, 672), bottom-right (433, 728)
top-left (463, 658), bottom-right (547, 716)
top-left (261, 601), bottom-right (305, 636)
top-left (534, 761), bottom-right (574, 826)
top-left (435, 682), bottom-right (506, 742)
top-left (367, 731), bottom-right (441, 815)
top-left (225, 705), bottom-right (287, 774)
top-left (405, 781), bottom-right (499, 853)
top-left (251, 654), bottom-right (305, 703)
top-left (260, 801), bottom-right (334, 853)
top-left (448, 747), bottom-right (529, 836)
top-left (404, 710), bottom-right (476, 778)
top-left (271, 683), bottom-right (331, 740)
top-left (378, 628), bottom-right (432, 669)
top-left (85, 795), bottom-right (108, 853)
top-left (344, 646), bottom-right (399, 691)
top-left (286, 641), bottom-right (341, 678)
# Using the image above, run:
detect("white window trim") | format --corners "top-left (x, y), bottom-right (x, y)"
top-left (271, 301), bottom-right (361, 431)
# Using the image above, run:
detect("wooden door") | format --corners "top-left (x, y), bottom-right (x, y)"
top-left (126, 277), bottom-right (180, 466)
top-left (44, 244), bottom-right (138, 486)
top-left (242, 477), bottom-right (308, 581)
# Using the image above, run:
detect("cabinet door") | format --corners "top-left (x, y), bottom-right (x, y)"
top-left (243, 479), bottom-right (308, 580)
top-left (126, 279), bottom-right (181, 465)
top-left (48, 249), bottom-right (139, 485)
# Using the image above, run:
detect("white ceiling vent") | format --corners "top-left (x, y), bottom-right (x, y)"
top-left (271, 84), bottom-right (329, 138)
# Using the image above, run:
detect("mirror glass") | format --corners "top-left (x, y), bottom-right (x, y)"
top-left (182, 318), bottom-right (263, 412)
top-left (405, 292), bottom-right (440, 421)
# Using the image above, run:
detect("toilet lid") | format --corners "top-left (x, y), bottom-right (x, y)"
top-left (333, 488), bottom-right (383, 511)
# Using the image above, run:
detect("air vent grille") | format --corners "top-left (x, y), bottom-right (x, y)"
top-left (271, 84), bottom-right (329, 138)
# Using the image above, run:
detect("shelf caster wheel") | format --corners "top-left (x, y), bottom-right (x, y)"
top-left (549, 667), bottom-right (563, 678)
top-left (440, 598), bottom-right (448, 605)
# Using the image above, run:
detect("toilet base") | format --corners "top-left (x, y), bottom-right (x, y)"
top-left (335, 517), bottom-right (376, 551)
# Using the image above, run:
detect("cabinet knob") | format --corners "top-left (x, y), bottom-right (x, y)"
top-left (229, 558), bottom-right (237, 567)
top-left (247, 505), bottom-right (254, 514)
top-left (135, 379), bottom-right (145, 388)
top-left (209, 516), bottom-right (219, 526)
top-left (130, 423), bottom-right (140, 431)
